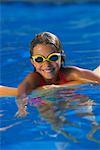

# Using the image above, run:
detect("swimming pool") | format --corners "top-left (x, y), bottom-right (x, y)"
top-left (0, 2), bottom-right (100, 150)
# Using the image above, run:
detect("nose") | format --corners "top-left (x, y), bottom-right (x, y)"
top-left (42, 60), bottom-right (51, 67)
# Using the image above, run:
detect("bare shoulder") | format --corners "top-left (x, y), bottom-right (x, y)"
top-left (25, 72), bottom-right (42, 80)
top-left (63, 66), bottom-right (82, 72)
top-left (63, 66), bottom-right (95, 74)
top-left (19, 71), bottom-right (43, 89)
top-left (24, 71), bottom-right (43, 83)
top-left (62, 66), bottom-right (83, 80)
top-left (62, 66), bottom-right (100, 83)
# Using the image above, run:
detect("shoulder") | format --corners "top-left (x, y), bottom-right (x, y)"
top-left (61, 66), bottom-right (85, 80)
top-left (61, 66), bottom-right (100, 83)
top-left (18, 72), bottom-right (44, 96)
top-left (26, 71), bottom-right (42, 78)
top-left (25, 71), bottom-right (43, 82)
top-left (20, 71), bottom-right (44, 88)
top-left (61, 66), bottom-right (83, 74)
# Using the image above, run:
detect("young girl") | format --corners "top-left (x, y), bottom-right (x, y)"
top-left (0, 32), bottom-right (100, 117)
top-left (18, 31), bottom-right (100, 92)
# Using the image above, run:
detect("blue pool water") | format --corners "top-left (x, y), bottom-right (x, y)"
top-left (0, 2), bottom-right (100, 150)
top-left (0, 84), bottom-right (100, 149)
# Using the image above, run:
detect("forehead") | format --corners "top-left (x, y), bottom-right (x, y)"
top-left (32, 43), bottom-right (58, 56)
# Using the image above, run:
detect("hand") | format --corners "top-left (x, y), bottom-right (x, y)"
top-left (15, 96), bottom-right (29, 117)
top-left (15, 106), bottom-right (28, 118)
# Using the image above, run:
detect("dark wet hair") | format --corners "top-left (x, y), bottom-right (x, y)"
top-left (30, 32), bottom-right (65, 67)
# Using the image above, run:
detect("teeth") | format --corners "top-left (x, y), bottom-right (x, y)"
top-left (43, 68), bottom-right (53, 73)
top-left (45, 70), bottom-right (51, 73)
top-left (45, 69), bottom-right (52, 72)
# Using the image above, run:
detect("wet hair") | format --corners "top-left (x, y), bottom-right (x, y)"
top-left (30, 32), bottom-right (65, 67)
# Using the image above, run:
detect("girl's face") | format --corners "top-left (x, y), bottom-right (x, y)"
top-left (30, 43), bottom-right (61, 80)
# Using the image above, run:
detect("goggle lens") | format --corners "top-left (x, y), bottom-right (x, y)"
top-left (35, 57), bottom-right (44, 63)
top-left (49, 55), bottom-right (59, 61)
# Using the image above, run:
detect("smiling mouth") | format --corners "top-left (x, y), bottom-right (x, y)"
top-left (42, 68), bottom-right (54, 73)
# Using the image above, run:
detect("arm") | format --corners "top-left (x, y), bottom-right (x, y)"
top-left (0, 86), bottom-right (17, 96)
top-left (66, 66), bottom-right (100, 84)
top-left (16, 72), bottom-right (43, 117)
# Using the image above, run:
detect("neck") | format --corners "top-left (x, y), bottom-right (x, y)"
top-left (44, 75), bottom-right (60, 85)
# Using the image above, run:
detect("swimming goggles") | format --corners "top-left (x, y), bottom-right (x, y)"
top-left (31, 53), bottom-right (61, 63)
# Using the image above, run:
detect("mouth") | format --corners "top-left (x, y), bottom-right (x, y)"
top-left (42, 68), bottom-right (55, 73)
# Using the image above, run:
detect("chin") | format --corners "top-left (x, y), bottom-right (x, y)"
top-left (43, 74), bottom-right (55, 80)
top-left (44, 76), bottom-right (54, 80)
